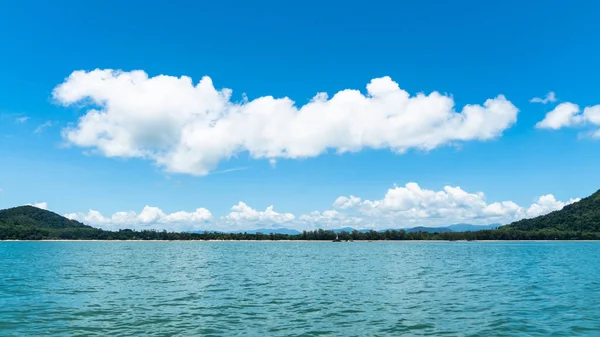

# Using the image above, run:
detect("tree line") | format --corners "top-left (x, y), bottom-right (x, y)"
top-left (2, 225), bottom-right (600, 241)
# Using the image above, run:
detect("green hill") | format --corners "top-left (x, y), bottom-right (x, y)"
top-left (0, 206), bottom-right (100, 240)
top-left (0, 205), bottom-right (90, 229)
top-left (504, 189), bottom-right (600, 232)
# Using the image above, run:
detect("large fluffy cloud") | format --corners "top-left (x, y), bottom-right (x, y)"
top-left (331, 183), bottom-right (580, 228)
top-left (60, 183), bottom-right (578, 231)
top-left (53, 69), bottom-right (519, 175)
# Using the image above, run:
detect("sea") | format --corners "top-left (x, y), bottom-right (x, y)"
top-left (1, 241), bottom-right (599, 336)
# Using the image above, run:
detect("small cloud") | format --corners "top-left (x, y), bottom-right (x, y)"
top-left (269, 159), bottom-right (277, 168)
top-left (535, 102), bottom-right (580, 130)
top-left (34, 121), bottom-right (54, 134)
top-left (577, 129), bottom-right (600, 140)
top-left (530, 92), bottom-right (557, 104)
top-left (27, 202), bottom-right (48, 210)
top-left (15, 116), bottom-right (30, 123)
top-left (535, 102), bottom-right (600, 136)
top-left (333, 195), bottom-right (362, 209)
top-left (209, 167), bottom-right (249, 175)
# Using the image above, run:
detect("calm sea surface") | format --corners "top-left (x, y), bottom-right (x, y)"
top-left (1, 241), bottom-right (599, 336)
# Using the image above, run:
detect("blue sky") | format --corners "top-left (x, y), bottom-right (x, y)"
top-left (0, 0), bottom-right (598, 231)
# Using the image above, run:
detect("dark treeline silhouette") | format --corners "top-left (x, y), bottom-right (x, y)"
top-left (2, 226), bottom-right (600, 241)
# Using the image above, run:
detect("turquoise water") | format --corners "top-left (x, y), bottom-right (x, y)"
top-left (1, 242), bottom-right (599, 336)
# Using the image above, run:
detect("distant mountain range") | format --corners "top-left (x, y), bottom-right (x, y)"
top-left (219, 223), bottom-right (501, 235)
top-left (225, 228), bottom-right (302, 235)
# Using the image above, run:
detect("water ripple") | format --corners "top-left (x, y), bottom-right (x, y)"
top-left (1, 241), bottom-right (600, 336)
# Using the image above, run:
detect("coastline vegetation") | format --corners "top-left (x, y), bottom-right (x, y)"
top-left (2, 225), bottom-right (600, 241)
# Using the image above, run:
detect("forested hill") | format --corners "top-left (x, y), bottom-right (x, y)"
top-left (0, 206), bottom-right (89, 229)
top-left (504, 189), bottom-right (600, 232)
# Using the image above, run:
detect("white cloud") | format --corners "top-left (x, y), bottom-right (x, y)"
top-left (15, 116), bottom-right (29, 123)
top-left (65, 205), bottom-right (212, 231)
top-left (535, 100), bottom-right (600, 135)
top-left (584, 105), bottom-right (600, 125)
top-left (54, 69), bottom-right (519, 176)
top-left (329, 183), bottom-right (578, 229)
top-left (297, 210), bottom-right (365, 230)
top-left (333, 195), bottom-right (361, 209)
top-left (34, 121), bottom-right (54, 134)
top-left (209, 167), bottom-right (249, 175)
top-left (354, 183), bottom-right (518, 226)
top-left (27, 202), bottom-right (48, 210)
top-left (60, 183), bottom-right (578, 232)
top-left (220, 202), bottom-right (294, 230)
top-left (525, 194), bottom-right (580, 218)
top-left (535, 102), bottom-right (581, 130)
top-left (530, 92), bottom-right (557, 104)
top-left (66, 203), bottom-right (297, 232)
